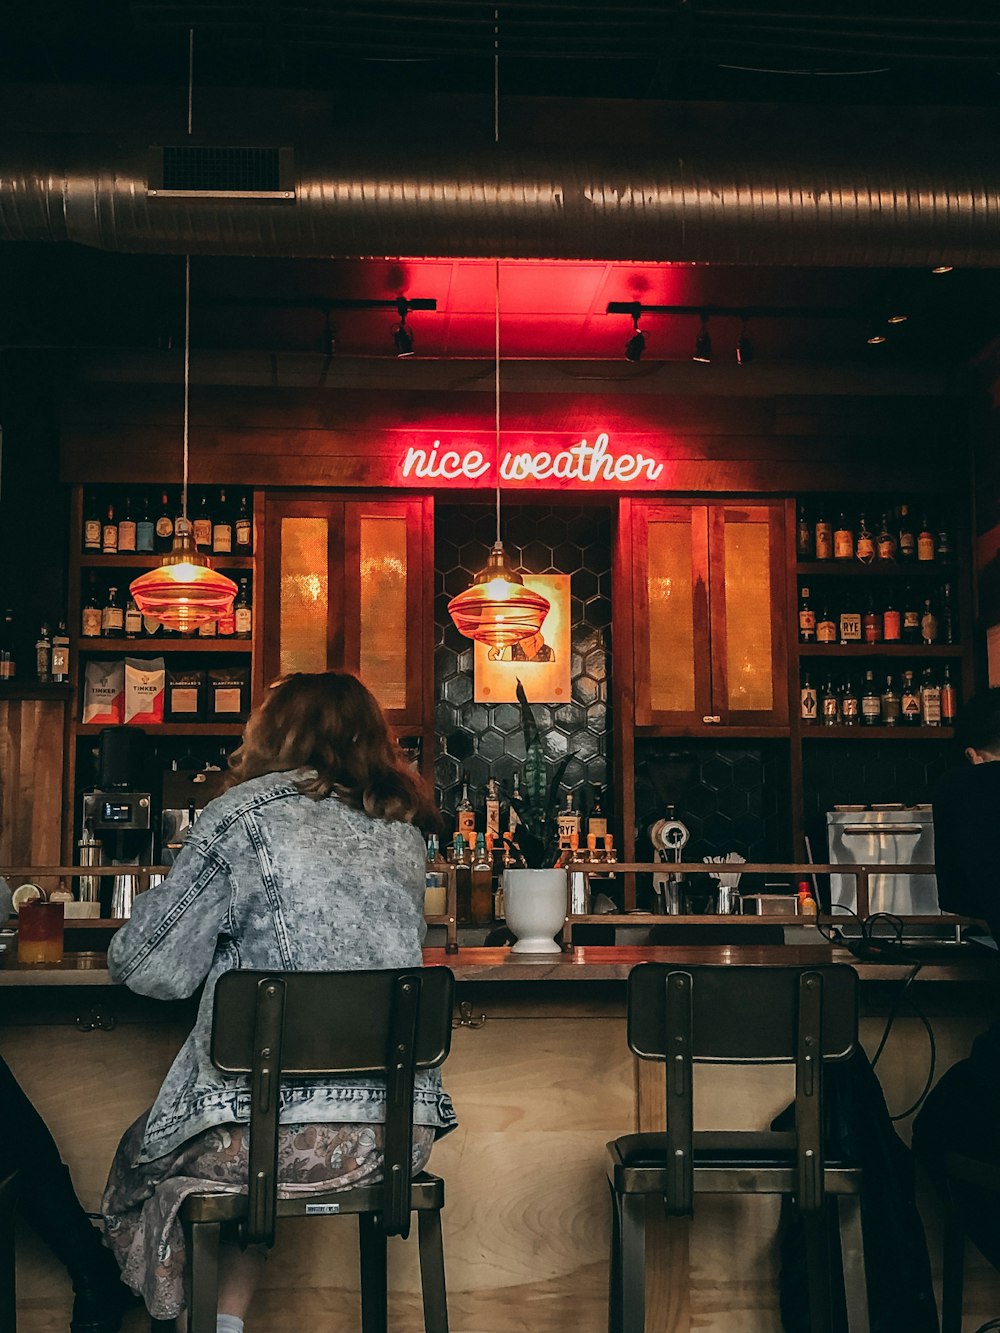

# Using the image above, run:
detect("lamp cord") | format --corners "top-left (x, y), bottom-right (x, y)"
top-left (182, 27), bottom-right (193, 524)
top-left (493, 9), bottom-right (501, 547)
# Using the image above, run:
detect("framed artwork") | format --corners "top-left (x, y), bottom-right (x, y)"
top-left (474, 573), bottom-right (571, 703)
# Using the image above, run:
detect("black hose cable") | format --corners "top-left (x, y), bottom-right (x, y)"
top-left (972, 1319), bottom-right (1000, 1333)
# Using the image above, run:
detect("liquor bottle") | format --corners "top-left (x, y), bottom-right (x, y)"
top-left (449, 834), bottom-right (472, 924)
top-left (861, 669), bottom-right (881, 727)
top-left (101, 502), bottom-right (118, 554)
top-left (193, 494), bottom-right (213, 551)
top-left (51, 622), bottom-right (69, 683)
top-left (456, 776), bottom-right (476, 839)
top-left (117, 495), bottom-right (137, 553)
top-left (941, 582), bottom-right (957, 644)
top-left (34, 624), bottom-right (52, 682)
top-left (557, 791), bottom-right (582, 849)
top-left (901, 670), bottom-right (921, 725)
top-left (814, 510), bottom-right (833, 562)
top-left (902, 586), bottom-right (921, 644)
top-left (820, 676), bottom-right (840, 726)
top-left (937, 523), bottom-right (953, 564)
top-left (856, 513), bottom-right (875, 563)
top-left (136, 495), bottom-right (155, 553)
top-left (876, 513), bottom-right (897, 561)
top-left (508, 773), bottom-right (522, 835)
top-left (941, 665), bottom-right (958, 725)
top-left (897, 504), bottom-right (916, 562)
top-left (213, 489), bottom-right (233, 555)
top-left (0, 609), bottom-right (13, 681)
top-left (471, 833), bottom-right (493, 925)
top-left (800, 671), bottom-right (818, 724)
top-left (839, 604), bottom-right (862, 644)
top-left (588, 787), bottom-right (608, 839)
top-left (83, 493), bottom-right (102, 552)
top-left (124, 597), bottom-right (143, 639)
top-left (485, 778), bottom-right (502, 838)
top-left (883, 596), bottom-right (901, 643)
top-left (920, 597), bottom-right (939, 645)
top-left (235, 494), bottom-right (253, 552)
top-left (798, 586), bottom-right (816, 643)
top-left (101, 586), bottom-right (124, 637)
top-left (840, 678), bottom-right (860, 726)
top-left (816, 603), bottom-right (837, 645)
top-left (155, 490), bottom-right (174, 553)
top-left (834, 512), bottom-right (854, 561)
top-left (920, 667), bottom-right (942, 726)
top-left (881, 674), bottom-right (901, 727)
top-left (81, 575), bottom-right (102, 637)
top-left (917, 515), bottom-right (936, 562)
top-left (796, 503), bottom-right (813, 559)
top-left (234, 577), bottom-right (252, 638)
top-left (862, 595), bottom-right (882, 644)
top-left (197, 613), bottom-right (218, 640)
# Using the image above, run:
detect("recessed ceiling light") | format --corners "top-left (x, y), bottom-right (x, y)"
top-left (867, 332), bottom-right (887, 345)
top-left (932, 265), bottom-right (954, 274)
top-left (887, 314), bottom-right (908, 324)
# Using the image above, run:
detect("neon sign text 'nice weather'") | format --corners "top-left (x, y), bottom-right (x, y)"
top-left (400, 432), bottom-right (664, 485)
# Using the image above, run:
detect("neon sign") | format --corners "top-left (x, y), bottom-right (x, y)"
top-left (400, 433), bottom-right (664, 487)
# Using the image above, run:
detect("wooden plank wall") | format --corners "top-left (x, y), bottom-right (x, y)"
top-left (0, 696), bottom-right (67, 886)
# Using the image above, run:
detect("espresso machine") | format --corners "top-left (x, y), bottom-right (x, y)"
top-left (160, 767), bottom-right (229, 864)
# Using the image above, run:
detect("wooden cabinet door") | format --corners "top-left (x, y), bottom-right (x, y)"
top-left (707, 502), bottom-right (788, 727)
top-left (633, 502), bottom-right (712, 728)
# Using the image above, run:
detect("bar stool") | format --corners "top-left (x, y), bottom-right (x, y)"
top-left (940, 1151), bottom-right (1000, 1333)
top-left (607, 963), bottom-right (869, 1333)
top-left (151, 966), bottom-right (454, 1333)
top-left (0, 1170), bottom-right (17, 1332)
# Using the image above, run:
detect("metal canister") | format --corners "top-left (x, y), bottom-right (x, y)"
top-left (77, 832), bottom-right (103, 903)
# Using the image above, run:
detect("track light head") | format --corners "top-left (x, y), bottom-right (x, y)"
top-left (932, 265), bottom-right (954, 275)
top-left (624, 305), bottom-right (645, 362)
top-left (693, 314), bottom-right (712, 363)
top-left (393, 298), bottom-right (415, 357)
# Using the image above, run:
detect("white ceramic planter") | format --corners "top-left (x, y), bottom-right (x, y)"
top-left (503, 868), bottom-right (566, 953)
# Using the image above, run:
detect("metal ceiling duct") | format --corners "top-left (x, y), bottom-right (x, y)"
top-left (2, 130), bottom-right (1000, 266)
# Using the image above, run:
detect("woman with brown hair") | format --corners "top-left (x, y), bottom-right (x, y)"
top-left (101, 671), bottom-right (456, 1333)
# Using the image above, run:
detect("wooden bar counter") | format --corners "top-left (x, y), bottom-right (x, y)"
top-left (3, 944), bottom-right (999, 1332)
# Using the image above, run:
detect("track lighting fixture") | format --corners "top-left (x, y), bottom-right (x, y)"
top-left (624, 304), bottom-right (645, 362)
top-left (693, 314), bottom-right (712, 363)
top-left (393, 298), bottom-right (415, 357)
top-left (735, 321), bottom-right (754, 366)
top-left (886, 313), bottom-right (908, 325)
top-left (866, 329), bottom-right (887, 345)
top-left (931, 265), bottom-right (954, 274)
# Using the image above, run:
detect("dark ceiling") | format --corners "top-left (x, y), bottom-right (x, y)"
top-left (4, 2), bottom-right (1000, 369)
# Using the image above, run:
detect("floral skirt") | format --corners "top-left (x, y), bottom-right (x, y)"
top-left (102, 1111), bottom-right (436, 1319)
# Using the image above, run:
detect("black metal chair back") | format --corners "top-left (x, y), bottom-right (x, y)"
top-left (627, 963), bottom-right (858, 1214)
top-left (0, 1170), bottom-right (17, 1333)
top-left (210, 966), bottom-right (454, 1247)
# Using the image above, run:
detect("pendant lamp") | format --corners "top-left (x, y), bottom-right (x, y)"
top-left (130, 256), bottom-right (237, 632)
top-left (447, 262), bottom-right (550, 648)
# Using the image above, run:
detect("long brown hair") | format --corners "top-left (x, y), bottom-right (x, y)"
top-left (226, 671), bottom-right (438, 828)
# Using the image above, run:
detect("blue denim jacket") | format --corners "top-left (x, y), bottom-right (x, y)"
top-left (107, 769), bottom-right (457, 1162)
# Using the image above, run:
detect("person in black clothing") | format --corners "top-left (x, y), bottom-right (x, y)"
top-left (0, 1050), bottom-right (134, 1331)
top-left (912, 688), bottom-right (1000, 1269)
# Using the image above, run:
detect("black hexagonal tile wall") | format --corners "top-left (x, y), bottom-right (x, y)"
top-left (435, 503), bottom-right (612, 825)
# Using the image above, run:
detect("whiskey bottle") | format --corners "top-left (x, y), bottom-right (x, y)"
top-left (883, 596), bottom-right (901, 643)
top-left (101, 586), bottom-right (124, 637)
top-left (841, 678), bottom-right (860, 726)
top-left (920, 597), bottom-right (939, 645)
top-left (234, 577), bottom-right (252, 638)
top-left (861, 670), bottom-right (881, 726)
top-left (485, 777), bottom-right (502, 838)
top-left (154, 491), bottom-right (174, 554)
top-left (117, 495), bottom-right (137, 553)
top-left (449, 834), bottom-right (472, 924)
top-left (941, 665), bottom-right (958, 726)
top-left (862, 595), bottom-right (882, 644)
top-left (800, 672), bottom-right (818, 724)
top-left (34, 624), bottom-right (52, 682)
top-left (937, 523), bottom-right (953, 564)
top-left (471, 833), bottom-right (493, 925)
top-left (81, 575), bottom-right (102, 637)
top-left (917, 515), bottom-right (936, 562)
top-left (557, 791), bottom-right (582, 849)
top-left (839, 604), bottom-right (862, 644)
top-left (941, 583), bottom-right (957, 644)
top-left (798, 586), bottom-right (816, 643)
top-left (856, 513), bottom-right (875, 563)
top-left (193, 494), bottom-right (213, 551)
top-left (876, 513), bottom-right (897, 561)
top-left (101, 503), bottom-right (118, 555)
top-left (834, 512), bottom-right (854, 562)
top-left (456, 776), bottom-right (476, 839)
top-left (902, 586), bottom-right (921, 644)
top-left (83, 493), bottom-right (102, 552)
top-left (897, 504), bottom-right (916, 562)
top-left (124, 597), bottom-right (143, 639)
top-left (508, 773), bottom-right (523, 835)
top-left (0, 609), bottom-right (13, 680)
top-left (817, 604), bottom-right (837, 645)
top-left (235, 494), bottom-right (253, 552)
top-left (901, 670), bottom-right (921, 725)
top-left (881, 674), bottom-right (901, 727)
top-left (136, 495), bottom-right (155, 553)
top-left (51, 622), bottom-right (69, 683)
top-left (796, 503), bottom-right (813, 559)
top-left (814, 510), bottom-right (833, 561)
top-left (212, 489), bottom-right (233, 555)
top-left (820, 676), bottom-right (839, 726)
top-left (920, 667), bottom-right (942, 726)
top-left (588, 787), bottom-right (608, 839)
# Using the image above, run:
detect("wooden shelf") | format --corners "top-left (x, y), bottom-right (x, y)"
top-left (800, 725), bottom-right (955, 740)
top-left (799, 643), bottom-right (962, 657)
top-left (0, 683), bottom-right (72, 700)
top-left (796, 562), bottom-right (953, 579)
top-left (75, 638), bottom-right (252, 653)
top-left (74, 722), bottom-right (245, 736)
top-left (79, 553), bottom-right (254, 569)
top-left (634, 725), bottom-right (790, 740)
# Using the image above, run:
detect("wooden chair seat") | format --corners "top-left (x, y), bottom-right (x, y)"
top-left (181, 1169), bottom-right (445, 1223)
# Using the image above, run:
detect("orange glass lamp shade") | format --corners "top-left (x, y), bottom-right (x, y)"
top-left (447, 542), bottom-right (550, 648)
top-left (129, 522), bottom-right (237, 633)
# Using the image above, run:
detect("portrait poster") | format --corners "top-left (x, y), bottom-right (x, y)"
top-left (474, 574), bottom-right (571, 703)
